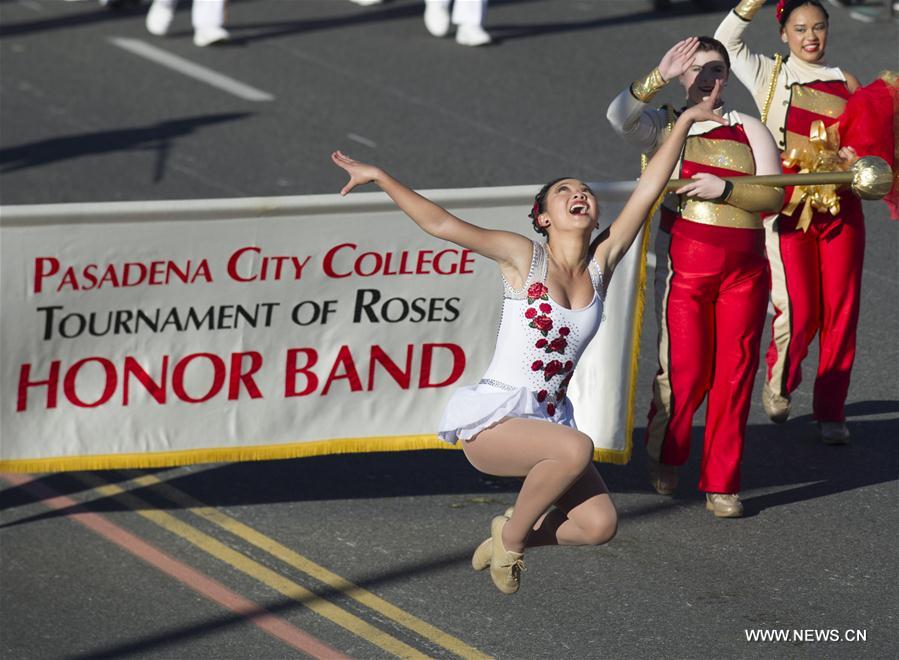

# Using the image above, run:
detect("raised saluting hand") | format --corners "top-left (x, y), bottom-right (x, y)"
top-left (658, 37), bottom-right (701, 83)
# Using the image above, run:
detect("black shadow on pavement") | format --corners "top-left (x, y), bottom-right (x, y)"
top-left (0, 470), bottom-right (137, 511)
top-left (3, 404), bottom-right (896, 527)
top-left (480, 0), bottom-right (740, 43)
top-left (0, 113), bottom-right (252, 176)
top-left (216, 0), bottom-right (724, 46)
top-left (0, 0), bottom-right (148, 39)
top-left (222, 0), bottom-right (431, 44)
top-left (844, 399), bottom-right (899, 416)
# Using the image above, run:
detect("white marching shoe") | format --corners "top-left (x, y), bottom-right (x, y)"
top-left (194, 26), bottom-right (231, 47)
top-left (145, 2), bottom-right (175, 36)
top-left (455, 24), bottom-right (492, 47)
top-left (424, 2), bottom-right (451, 37)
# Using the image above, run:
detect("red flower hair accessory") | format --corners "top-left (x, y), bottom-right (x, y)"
top-left (775, 0), bottom-right (785, 22)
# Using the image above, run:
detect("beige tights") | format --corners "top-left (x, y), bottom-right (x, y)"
top-left (462, 418), bottom-right (618, 553)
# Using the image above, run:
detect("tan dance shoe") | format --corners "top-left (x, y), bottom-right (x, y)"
top-left (705, 493), bottom-right (744, 518)
top-left (762, 383), bottom-right (791, 423)
top-left (471, 507), bottom-right (514, 571)
top-left (647, 457), bottom-right (678, 496)
top-left (818, 421), bottom-right (850, 445)
top-left (489, 515), bottom-right (524, 594)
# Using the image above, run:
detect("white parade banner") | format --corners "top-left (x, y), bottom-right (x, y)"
top-left (0, 183), bottom-right (646, 472)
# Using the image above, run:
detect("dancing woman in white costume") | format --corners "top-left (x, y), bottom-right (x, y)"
top-left (331, 85), bottom-right (724, 594)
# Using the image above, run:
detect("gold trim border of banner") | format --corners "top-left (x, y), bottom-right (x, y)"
top-left (0, 435), bottom-right (631, 473)
top-left (623, 213), bottom-right (653, 468)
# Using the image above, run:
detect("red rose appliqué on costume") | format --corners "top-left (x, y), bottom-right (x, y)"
top-left (548, 337), bottom-right (567, 353)
top-left (532, 315), bottom-right (553, 335)
top-left (544, 360), bottom-right (563, 380)
top-left (527, 282), bottom-right (549, 304)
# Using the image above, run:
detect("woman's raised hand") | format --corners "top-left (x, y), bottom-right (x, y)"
top-left (680, 79), bottom-right (728, 126)
top-left (331, 150), bottom-right (383, 196)
top-left (658, 37), bottom-right (700, 82)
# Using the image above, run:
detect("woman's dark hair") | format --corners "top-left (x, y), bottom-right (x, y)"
top-left (779, 0), bottom-right (828, 27)
top-left (528, 177), bottom-right (570, 236)
top-left (696, 36), bottom-right (731, 71)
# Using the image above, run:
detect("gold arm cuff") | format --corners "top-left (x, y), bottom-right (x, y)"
top-left (727, 183), bottom-right (785, 213)
top-left (631, 68), bottom-right (668, 103)
top-left (734, 0), bottom-right (767, 20)
top-left (681, 199), bottom-right (763, 229)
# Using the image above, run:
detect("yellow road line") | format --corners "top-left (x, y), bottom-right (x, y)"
top-left (74, 474), bottom-right (425, 659)
top-left (131, 472), bottom-right (491, 660)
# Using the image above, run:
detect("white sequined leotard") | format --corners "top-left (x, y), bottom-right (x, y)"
top-left (438, 240), bottom-right (605, 444)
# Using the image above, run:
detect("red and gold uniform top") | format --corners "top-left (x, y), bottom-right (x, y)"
top-left (782, 79), bottom-right (850, 173)
top-left (678, 111), bottom-right (763, 231)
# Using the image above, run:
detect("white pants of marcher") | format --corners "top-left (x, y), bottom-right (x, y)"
top-left (425, 0), bottom-right (487, 27)
top-left (151, 0), bottom-right (225, 30)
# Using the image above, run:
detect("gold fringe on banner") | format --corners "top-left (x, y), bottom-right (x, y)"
top-left (0, 435), bottom-right (456, 474)
top-left (0, 426), bottom-right (640, 472)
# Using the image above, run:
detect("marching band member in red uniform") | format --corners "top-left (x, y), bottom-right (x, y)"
top-left (607, 37), bottom-right (784, 517)
top-left (715, 0), bottom-right (864, 444)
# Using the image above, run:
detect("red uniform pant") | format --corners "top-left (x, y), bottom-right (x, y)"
top-left (764, 194), bottom-right (865, 422)
top-left (646, 218), bottom-right (769, 494)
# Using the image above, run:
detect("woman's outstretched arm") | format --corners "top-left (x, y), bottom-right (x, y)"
top-left (594, 80), bottom-right (727, 280)
top-left (331, 151), bottom-right (533, 280)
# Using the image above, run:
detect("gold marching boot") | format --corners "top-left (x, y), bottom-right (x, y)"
top-left (647, 457), bottom-right (678, 496)
top-left (705, 493), bottom-right (744, 518)
top-left (471, 507), bottom-right (514, 571)
top-left (488, 515), bottom-right (525, 595)
top-left (818, 421), bottom-right (850, 445)
top-left (762, 383), bottom-right (791, 424)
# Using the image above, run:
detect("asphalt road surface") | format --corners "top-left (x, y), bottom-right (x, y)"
top-left (2, 1), bottom-right (897, 658)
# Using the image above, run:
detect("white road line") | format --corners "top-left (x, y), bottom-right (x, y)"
top-left (109, 37), bottom-right (274, 102)
top-left (346, 133), bottom-right (377, 149)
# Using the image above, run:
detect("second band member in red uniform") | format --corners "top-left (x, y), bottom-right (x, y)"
top-left (716, 0), bottom-right (865, 444)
